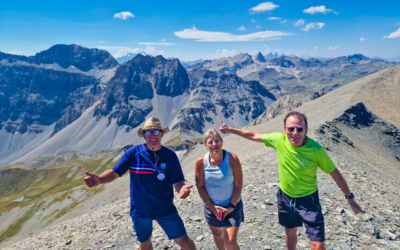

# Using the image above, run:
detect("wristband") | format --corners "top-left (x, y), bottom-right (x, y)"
top-left (345, 193), bottom-right (355, 199)
top-left (227, 203), bottom-right (236, 209)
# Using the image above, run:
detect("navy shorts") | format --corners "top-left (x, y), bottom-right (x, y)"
top-left (204, 200), bottom-right (244, 228)
top-left (132, 213), bottom-right (187, 242)
top-left (277, 188), bottom-right (325, 242)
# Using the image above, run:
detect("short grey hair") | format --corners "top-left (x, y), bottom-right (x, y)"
top-left (203, 128), bottom-right (223, 144)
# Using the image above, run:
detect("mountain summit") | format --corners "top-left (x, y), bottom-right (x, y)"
top-left (252, 52), bottom-right (266, 63)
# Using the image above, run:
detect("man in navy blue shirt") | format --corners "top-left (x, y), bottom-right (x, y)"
top-left (84, 117), bottom-right (196, 250)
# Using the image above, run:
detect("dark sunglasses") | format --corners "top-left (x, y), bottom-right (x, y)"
top-left (286, 127), bottom-right (304, 133)
top-left (144, 129), bottom-right (161, 136)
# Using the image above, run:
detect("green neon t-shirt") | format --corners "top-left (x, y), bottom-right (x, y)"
top-left (262, 133), bottom-right (336, 198)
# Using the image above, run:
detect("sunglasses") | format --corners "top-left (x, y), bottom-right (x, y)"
top-left (286, 127), bottom-right (304, 133)
top-left (144, 129), bottom-right (161, 136)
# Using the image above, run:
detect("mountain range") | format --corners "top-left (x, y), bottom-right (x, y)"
top-left (188, 52), bottom-right (395, 97)
top-left (0, 45), bottom-right (276, 166)
top-left (1, 44), bottom-right (398, 166)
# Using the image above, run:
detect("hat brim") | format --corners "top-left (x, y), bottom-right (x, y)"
top-left (138, 127), bottom-right (169, 137)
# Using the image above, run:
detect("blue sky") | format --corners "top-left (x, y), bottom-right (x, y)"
top-left (1, 0), bottom-right (399, 61)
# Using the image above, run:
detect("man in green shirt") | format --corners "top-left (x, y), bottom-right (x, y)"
top-left (219, 111), bottom-right (365, 250)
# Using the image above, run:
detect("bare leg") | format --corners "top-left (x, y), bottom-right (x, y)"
top-left (285, 227), bottom-right (297, 250)
top-left (208, 225), bottom-right (225, 250)
top-left (139, 235), bottom-right (153, 250)
top-left (174, 235), bottom-right (196, 250)
top-left (311, 241), bottom-right (326, 250)
top-left (223, 226), bottom-right (240, 250)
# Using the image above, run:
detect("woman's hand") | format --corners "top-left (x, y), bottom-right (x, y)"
top-left (218, 206), bottom-right (235, 216)
top-left (212, 205), bottom-right (222, 220)
top-left (213, 206), bottom-right (234, 220)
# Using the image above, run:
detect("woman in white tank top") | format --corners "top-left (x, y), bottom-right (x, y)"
top-left (195, 127), bottom-right (244, 250)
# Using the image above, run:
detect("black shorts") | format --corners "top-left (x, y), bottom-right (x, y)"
top-left (277, 188), bottom-right (325, 242)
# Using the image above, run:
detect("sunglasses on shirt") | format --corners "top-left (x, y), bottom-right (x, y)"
top-left (286, 127), bottom-right (305, 133)
top-left (144, 129), bottom-right (161, 136)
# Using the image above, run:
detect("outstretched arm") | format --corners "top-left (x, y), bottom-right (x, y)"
top-left (329, 168), bottom-right (366, 214)
top-left (84, 170), bottom-right (119, 188)
top-left (219, 120), bottom-right (263, 142)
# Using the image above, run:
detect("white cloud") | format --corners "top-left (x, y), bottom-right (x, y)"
top-left (144, 46), bottom-right (163, 55)
top-left (238, 25), bottom-right (247, 31)
top-left (294, 19), bottom-right (305, 27)
top-left (268, 17), bottom-right (281, 20)
top-left (280, 19), bottom-right (287, 24)
top-left (139, 42), bottom-right (175, 45)
top-left (265, 37), bottom-right (282, 41)
top-left (303, 6), bottom-right (336, 15)
top-left (327, 46), bottom-right (339, 50)
top-left (174, 26), bottom-right (294, 42)
top-left (314, 46), bottom-right (318, 51)
top-left (301, 22), bottom-right (324, 31)
top-left (98, 41), bottom-right (106, 43)
top-left (161, 39), bottom-right (165, 42)
top-left (359, 37), bottom-right (370, 42)
top-left (250, 2), bottom-right (279, 13)
top-left (251, 19), bottom-right (256, 23)
top-left (383, 27), bottom-right (400, 39)
top-left (7, 51), bottom-right (23, 55)
top-left (256, 25), bottom-right (261, 29)
top-left (97, 46), bottom-right (142, 58)
top-left (113, 11), bottom-right (135, 20)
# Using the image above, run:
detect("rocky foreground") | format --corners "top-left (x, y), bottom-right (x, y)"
top-left (2, 144), bottom-right (400, 250)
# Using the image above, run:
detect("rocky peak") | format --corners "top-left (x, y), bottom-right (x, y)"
top-left (33, 44), bottom-right (118, 71)
top-left (93, 55), bottom-right (190, 129)
top-left (264, 52), bottom-right (279, 60)
top-left (129, 55), bottom-right (190, 97)
top-left (252, 52), bottom-right (266, 63)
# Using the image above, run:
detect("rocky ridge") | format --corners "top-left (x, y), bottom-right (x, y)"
top-left (250, 91), bottom-right (325, 126)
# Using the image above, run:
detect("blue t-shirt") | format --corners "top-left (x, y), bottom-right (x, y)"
top-left (112, 144), bottom-right (185, 219)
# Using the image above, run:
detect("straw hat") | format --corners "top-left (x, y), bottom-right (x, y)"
top-left (137, 117), bottom-right (169, 137)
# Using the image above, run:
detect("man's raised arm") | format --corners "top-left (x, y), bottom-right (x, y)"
top-left (219, 120), bottom-right (264, 142)
top-left (84, 170), bottom-right (119, 188)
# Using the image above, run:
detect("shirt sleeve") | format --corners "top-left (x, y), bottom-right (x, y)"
top-left (112, 150), bottom-right (133, 177)
top-left (169, 153), bottom-right (185, 185)
top-left (317, 147), bottom-right (336, 174)
top-left (262, 133), bottom-right (283, 149)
